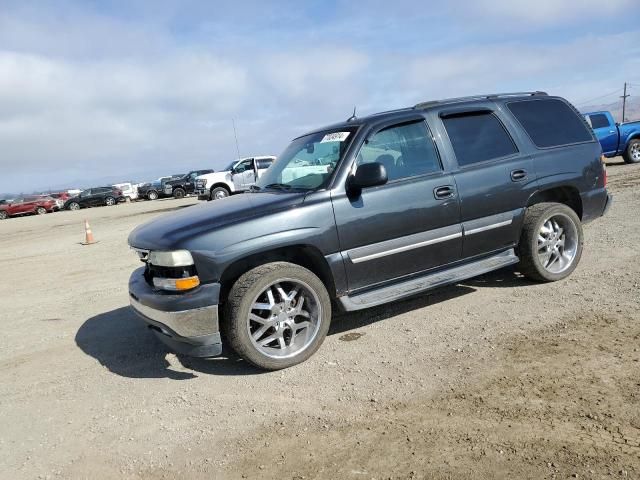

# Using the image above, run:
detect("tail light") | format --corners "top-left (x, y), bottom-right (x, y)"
top-left (601, 154), bottom-right (607, 188)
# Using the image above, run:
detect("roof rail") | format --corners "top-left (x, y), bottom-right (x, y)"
top-left (414, 91), bottom-right (547, 110)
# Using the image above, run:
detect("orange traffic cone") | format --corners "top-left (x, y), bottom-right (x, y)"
top-left (81, 219), bottom-right (98, 245)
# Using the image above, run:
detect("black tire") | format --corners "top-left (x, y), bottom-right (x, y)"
top-left (68, 202), bottom-right (80, 211)
top-left (623, 138), bottom-right (640, 164)
top-left (0, 210), bottom-right (8, 219)
top-left (223, 262), bottom-right (332, 370)
top-left (516, 202), bottom-right (583, 282)
top-left (147, 190), bottom-right (158, 200)
top-left (105, 196), bottom-right (116, 206)
top-left (173, 188), bottom-right (186, 199)
top-left (36, 206), bottom-right (47, 215)
top-left (209, 186), bottom-right (230, 201)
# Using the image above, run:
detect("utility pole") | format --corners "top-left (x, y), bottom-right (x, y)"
top-left (232, 119), bottom-right (241, 160)
top-left (621, 82), bottom-right (630, 123)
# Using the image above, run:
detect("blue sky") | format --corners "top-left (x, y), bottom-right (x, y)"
top-left (1, 0), bottom-right (639, 193)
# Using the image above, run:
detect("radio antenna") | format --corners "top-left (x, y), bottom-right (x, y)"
top-left (232, 118), bottom-right (242, 159)
top-left (347, 106), bottom-right (357, 122)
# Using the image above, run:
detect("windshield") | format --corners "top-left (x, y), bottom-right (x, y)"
top-left (256, 128), bottom-right (356, 191)
top-left (222, 161), bottom-right (237, 171)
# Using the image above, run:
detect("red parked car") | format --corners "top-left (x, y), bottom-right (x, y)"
top-left (0, 196), bottom-right (59, 219)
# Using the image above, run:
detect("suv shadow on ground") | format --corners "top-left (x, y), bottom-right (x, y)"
top-left (76, 268), bottom-right (534, 379)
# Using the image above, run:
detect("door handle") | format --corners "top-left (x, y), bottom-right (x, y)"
top-left (510, 169), bottom-right (528, 182)
top-left (434, 185), bottom-right (455, 200)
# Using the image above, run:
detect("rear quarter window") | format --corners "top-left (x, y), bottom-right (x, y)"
top-left (507, 98), bottom-right (593, 148)
top-left (588, 114), bottom-right (610, 129)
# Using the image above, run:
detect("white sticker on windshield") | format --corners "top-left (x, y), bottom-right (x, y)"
top-left (320, 131), bottom-right (350, 143)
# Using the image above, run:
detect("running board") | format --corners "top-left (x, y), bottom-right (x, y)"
top-left (338, 249), bottom-right (519, 311)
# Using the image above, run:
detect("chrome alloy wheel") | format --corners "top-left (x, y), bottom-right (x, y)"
top-left (537, 213), bottom-right (578, 274)
top-left (631, 142), bottom-right (640, 161)
top-left (247, 279), bottom-right (322, 359)
top-left (213, 189), bottom-right (228, 200)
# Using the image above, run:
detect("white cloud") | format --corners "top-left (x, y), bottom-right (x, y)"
top-left (456, 0), bottom-right (635, 27)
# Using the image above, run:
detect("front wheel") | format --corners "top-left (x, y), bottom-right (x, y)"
top-left (36, 206), bottom-right (47, 215)
top-left (517, 202), bottom-right (583, 282)
top-left (68, 202), bottom-right (80, 211)
top-left (623, 139), bottom-right (640, 164)
top-left (105, 196), bottom-right (116, 206)
top-left (173, 188), bottom-right (186, 199)
top-left (223, 262), bottom-right (332, 370)
top-left (210, 186), bottom-right (230, 200)
top-left (147, 190), bottom-right (158, 200)
top-left (0, 210), bottom-right (8, 219)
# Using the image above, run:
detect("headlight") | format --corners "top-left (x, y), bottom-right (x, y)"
top-left (148, 250), bottom-right (194, 267)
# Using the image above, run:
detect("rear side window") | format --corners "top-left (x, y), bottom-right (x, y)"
top-left (442, 112), bottom-right (518, 167)
top-left (256, 158), bottom-right (273, 169)
top-left (507, 99), bottom-right (592, 148)
top-left (588, 113), bottom-right (610, 129)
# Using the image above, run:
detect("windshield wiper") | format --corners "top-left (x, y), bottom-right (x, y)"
top-left (263, 183), bottom-right (293, 191)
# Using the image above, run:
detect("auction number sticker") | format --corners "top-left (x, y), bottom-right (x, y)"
top-left (320, 131), bottom-right (350, 143)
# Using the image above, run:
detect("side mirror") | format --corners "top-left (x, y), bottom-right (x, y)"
top-left (348, 162), bottom-right (388, 195)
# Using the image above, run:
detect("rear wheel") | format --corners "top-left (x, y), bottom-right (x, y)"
top-left (517, 202), bottom-right (583, 282)
top-left (173, 188), bottom-right (186, 199)
top-left (36, 206), bottom-right (47, 215)
top-left (105, 196), bottom-right (116, 206)
top-left (623, 139), bottom-right (640, 164)
top-left (147, 190), bottom-right (158, 200)
top-left (0, 210), bottom-right (8, 219)
top-left (210, 186), bottom-right (230, 200)
top-left (68, 202), bottom-right (80, 211)
top-left (223, 262), bottom-right (332, 370)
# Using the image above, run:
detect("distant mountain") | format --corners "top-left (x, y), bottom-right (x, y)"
top-left (579, 98), bottom-right (640, 123)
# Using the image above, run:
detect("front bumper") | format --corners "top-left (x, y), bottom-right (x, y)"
top-left (128, 267), bottom-right (223, 357)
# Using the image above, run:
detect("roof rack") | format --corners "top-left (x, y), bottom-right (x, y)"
top-left (414, 91), bottom-right (547, 110)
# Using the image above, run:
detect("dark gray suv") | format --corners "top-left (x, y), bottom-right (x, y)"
top-left (128, 92), bottom-right (612, 370)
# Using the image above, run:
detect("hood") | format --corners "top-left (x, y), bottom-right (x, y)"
top-left (128, 191), bottom-right (307, 251)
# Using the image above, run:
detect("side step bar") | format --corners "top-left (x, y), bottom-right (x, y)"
top-left (338, 249), bottom-right (519, 311)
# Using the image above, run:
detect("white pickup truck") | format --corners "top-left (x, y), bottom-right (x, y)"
top-left (194, 156), bottom-right (275, 200)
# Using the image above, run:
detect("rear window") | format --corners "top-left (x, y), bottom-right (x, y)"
top-left (507, 99), bottom-right (592, 148)
top-left (442, 112), bottom-right (518, 167)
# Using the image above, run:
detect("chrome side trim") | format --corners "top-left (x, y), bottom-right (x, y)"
top-left (130, 297), bottom-right (219, 338)
top-left (465, 219), bottom-right (513, 235)
top-left (346, 224), bottom-right (462, 264)
top-left (462, 209), bottom-right (521, 236)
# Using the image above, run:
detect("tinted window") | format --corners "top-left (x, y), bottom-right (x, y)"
top-left (357, 121), bottom-right (441, 181)
top-left (507, 99), bottom-right (592, 148)
top-left (589, 114), bottom-right (610, 129)
top-left (443, 112), bottom-right (517, 166)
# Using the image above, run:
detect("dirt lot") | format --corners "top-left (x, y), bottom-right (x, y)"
top-left (1, 160), bottom-right (639, 480)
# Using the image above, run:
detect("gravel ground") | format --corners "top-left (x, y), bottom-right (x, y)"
top-left (0, 159), bottom-right (638, 479)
